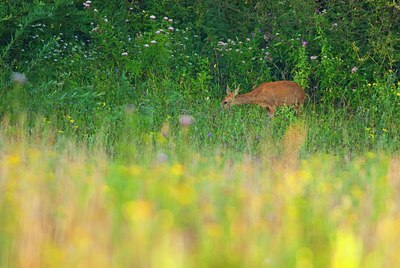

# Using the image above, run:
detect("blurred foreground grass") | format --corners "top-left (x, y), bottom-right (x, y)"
top-left (1, 122), bottom-right (400, 268)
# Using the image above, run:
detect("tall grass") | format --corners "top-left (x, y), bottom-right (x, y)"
top-left (1, 121), bottom-right (400, 267)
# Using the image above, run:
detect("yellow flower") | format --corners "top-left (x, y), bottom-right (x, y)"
top-left (332, 229), bottom-right (362, 268)
top-left (170, 163), bottom-right (185, 177)
top-left (169, 183), bottom-right (196, 206)
top-left (123, 200), bottom-right (153, 222)
top-left (382, 128), bottom-right (388, 132)
top-left (396, 92), bottom-right (400, 97)
top-left (6, 154), bottom-right (21, 166)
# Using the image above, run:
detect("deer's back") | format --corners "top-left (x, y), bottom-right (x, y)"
top-left (250, 81), bottom-right (305, 105)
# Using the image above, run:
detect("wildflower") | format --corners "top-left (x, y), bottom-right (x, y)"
top-left (208, 132), bottom-right (212, 138)
top-left (302, 40), bottom-right (308, 47)
top-left (144, 44), bottom-right (149, 48)
top-left (11, 72), bottom-right (27, 85)
top-left (149, 15), bottom-right (156, 20)
top-left (179, 115), bottom-right (194, 127)
top-left (156, 152), bottom-right (168, 163)
top-left (217, 41), bottom-right (227, 46)
top-left (150, 40), bottom-right (157, 44)
top-left (351, 66), bottom-right (358, 73)
top-left (382, 128), bottom-right (388, 132)
top-left (155, 30), bottom-right (161, 34)
top-left (310, 55), bottom-right (318, 60)
top-left (104, 18), bottom-right (108, 23)
top-left (246, 38), bottom-right (250, 42)
top-left (168, 19), bottom-right (173, 23)
top-left (121, 52), bottom-right (128, 56)
top-left (396, 92), bottom-right (400, 97)
top-left (168, 26), bottom-right (174, 31)
top-left (83, 0), bottom-right (91, 9)
top-left (163, 16), bottom-right (169, 20)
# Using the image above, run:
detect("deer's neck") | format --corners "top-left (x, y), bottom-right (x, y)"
top-left (234, 93), bottom-right (259, 105)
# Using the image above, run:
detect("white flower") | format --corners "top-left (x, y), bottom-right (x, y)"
top-left (310, 55), bottom-right (318, 60)
top-left (163, 16), bottom-right (168, 20)
top-left (155, 30), bottom-right (161, 34)
top-left (121, 52), bottom-right (128, 56)
top-left (168, 26), bottom-right (174, 31)
top-left (150, 40), bottom-right (157, 44)
top-left (144, 44), bottom-right (149, 47)
top-left (11, 72), bottom-right (27, 85)
top-left (149, 15), bottom-right (156, 20)
top-left (168, 19), bottom-right (173, 23)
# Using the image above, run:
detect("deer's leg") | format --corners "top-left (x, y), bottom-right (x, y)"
top-left (294, 103), bottom-right (302, 116)
top-left (267, 106), bottom-right (276, 118)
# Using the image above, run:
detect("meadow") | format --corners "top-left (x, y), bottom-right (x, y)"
top-left (1, 1), bottom-right (400, 267)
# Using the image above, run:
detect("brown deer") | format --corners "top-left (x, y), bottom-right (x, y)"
top-left (222, 81), bottom-right (305, 117)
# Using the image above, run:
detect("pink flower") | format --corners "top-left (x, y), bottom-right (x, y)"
top-left (179, 115), bottom-right (194, 127)
top-left (351, 66), bottom-right (358, 73)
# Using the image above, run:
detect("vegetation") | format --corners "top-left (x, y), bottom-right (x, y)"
top-left (1, 0), bottom-right (400, 267)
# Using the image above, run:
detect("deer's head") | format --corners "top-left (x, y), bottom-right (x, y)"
top-left (222, 85), bottom-right (239, 109)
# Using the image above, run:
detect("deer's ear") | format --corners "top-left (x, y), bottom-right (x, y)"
top-left (226, 85), bottom-right (231, 94)
top-left (234, 87), bottom-right (239, 95)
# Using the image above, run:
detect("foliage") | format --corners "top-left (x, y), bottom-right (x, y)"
top-left (0, 1), bottom-right (400, 266)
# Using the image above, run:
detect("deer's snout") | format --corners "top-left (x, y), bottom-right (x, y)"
top-left (222, 100), bottom-right (230, 109)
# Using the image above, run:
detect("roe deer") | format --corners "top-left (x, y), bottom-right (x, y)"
top-left (222, 81), bottom-right (305, 117)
